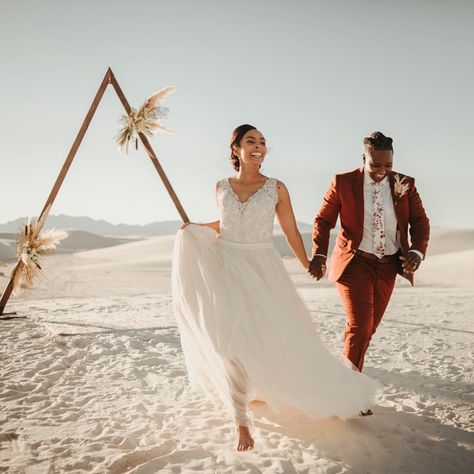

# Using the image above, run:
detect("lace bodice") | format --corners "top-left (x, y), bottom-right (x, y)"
top-left (217, 177), bottom-right (278, 243)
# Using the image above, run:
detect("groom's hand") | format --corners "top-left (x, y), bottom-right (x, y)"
top-left (308, 255), bottom-right (327, 281)
top-left (399, 253), bottom-right (422, 273)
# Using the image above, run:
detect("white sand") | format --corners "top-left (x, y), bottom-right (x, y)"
top-left (0, 231), bottom-right (473, 473)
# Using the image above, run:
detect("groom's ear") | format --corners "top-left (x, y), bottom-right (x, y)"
top-left (362, 154), bottom-right (366, 164)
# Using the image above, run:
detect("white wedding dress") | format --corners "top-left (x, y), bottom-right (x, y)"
top-left (172, 177), bottom-right (379, 428)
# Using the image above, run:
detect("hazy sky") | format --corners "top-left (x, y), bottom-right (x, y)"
top-left (1, 0), bottom-right (473, 227)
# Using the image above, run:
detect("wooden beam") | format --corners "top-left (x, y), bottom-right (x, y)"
top-left (109, 70), bottom-right (189, 223)
top-left (0, 68), bottom-right (189, 316)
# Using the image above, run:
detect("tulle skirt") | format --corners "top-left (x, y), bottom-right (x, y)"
top-left (171, 224), bottom-right (379, 427)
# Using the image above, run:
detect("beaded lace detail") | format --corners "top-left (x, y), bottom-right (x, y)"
top-left (217, 177), bottom-right (278, 243)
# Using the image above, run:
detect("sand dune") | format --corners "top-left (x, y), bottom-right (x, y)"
top-left (0, 228), bottom-right (473, 473)
top-left (77, 235), bottom-right (176, 264)
top-left (424, 228), bottom-right (474, 255)
top-left (0, 230), bottom-right (138, 262)
top-left (416, 249), bottom-right (474, 288)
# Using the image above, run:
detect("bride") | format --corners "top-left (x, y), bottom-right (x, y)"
top-left (172, 124), bottom-right (379, 451)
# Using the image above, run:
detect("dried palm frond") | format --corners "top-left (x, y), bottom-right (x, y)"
top-left (11, 217), bottom-right (68, 295)
top-left (145, 86), bottom-right (176, 109)
top-left (115, 86), bottom-right (176, 157)
top-left (393, 173), bottom-right (410, 198)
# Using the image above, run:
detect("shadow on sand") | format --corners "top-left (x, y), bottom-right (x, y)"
top-left (248, 395), bottom-right (473, 474)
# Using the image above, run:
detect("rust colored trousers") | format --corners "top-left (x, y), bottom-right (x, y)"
top-left (335, 252), bottom-right (399, 371)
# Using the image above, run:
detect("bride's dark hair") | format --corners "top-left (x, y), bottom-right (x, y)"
top-left (230, 124), bottom-right (257, 171)
top-left (363, 131), bottom-right (393, 153)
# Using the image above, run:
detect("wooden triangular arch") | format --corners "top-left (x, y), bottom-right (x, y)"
top-left (0, 67), bottom-right (189, 316)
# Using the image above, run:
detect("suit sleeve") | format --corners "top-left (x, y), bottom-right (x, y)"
top-left (408, 178), bottom-right (430, 257)
top-left (312, 175), bottom-right (341, 257)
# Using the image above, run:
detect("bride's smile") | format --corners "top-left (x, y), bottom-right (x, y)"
top-left (232, 130), bottom-right (267, 168)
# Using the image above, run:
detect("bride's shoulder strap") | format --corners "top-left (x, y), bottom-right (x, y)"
top-left (263, 177), bottom-right (279, 203)
top-left (270, 178), bottom-right (286, 201)
top-left (216, 178), bottom-right (227, 193)
top-left (269, 176), bottom-right (279, 191)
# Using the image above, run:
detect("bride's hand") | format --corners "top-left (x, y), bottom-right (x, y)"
top-left (308, 255), bottom-right (327, 280)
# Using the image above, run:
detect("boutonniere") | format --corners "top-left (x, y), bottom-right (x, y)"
top-left (393, 173), bottom-right (410, 202)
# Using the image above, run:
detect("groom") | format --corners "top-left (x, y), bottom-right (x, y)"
top-left (308, 131), bottom-right (430, 375)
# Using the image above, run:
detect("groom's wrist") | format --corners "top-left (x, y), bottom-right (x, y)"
top-left (408, 249), bottom-right (424, 260)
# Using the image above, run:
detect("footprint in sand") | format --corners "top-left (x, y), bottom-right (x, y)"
top-left (105, 439), bottom-right (177, 473)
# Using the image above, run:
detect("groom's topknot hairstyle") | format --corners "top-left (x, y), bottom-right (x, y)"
top-left (363, 131), bottom-right (393, 152)
top-left (230, 124), bottom-right (257, 171)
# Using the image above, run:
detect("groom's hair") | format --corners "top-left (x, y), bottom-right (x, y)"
top-left (230, 124), bottom-right (257, 171)
top-left (363, 131), bottom-right (393, 153)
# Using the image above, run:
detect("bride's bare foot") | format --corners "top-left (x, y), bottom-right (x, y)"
top-left (237, 425), bottom-right (254, 451)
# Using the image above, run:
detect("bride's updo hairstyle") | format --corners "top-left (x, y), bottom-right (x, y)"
top-left (230, 124), bottom-right (257, 171)
top-left (363, 131), bottom-right (393, 155)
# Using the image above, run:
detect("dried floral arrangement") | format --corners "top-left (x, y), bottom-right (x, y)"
top-left (11, 212), bottom-right (68, 295)
top-left (115, 86), bottom-right (175, 156)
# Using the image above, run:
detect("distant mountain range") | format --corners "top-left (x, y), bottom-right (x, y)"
top-left (0, 215), bottom-right (313, 236)
top-left (0, 215), bottom-right (184, 236)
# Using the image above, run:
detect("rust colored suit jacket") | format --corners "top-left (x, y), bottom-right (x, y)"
top-left (312, 166), bottom-right (430, 285)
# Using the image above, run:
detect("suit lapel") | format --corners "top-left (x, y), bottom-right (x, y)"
top-left (389, 170), bottom-right (411, 283)
top-left (388, 171), bottom-right (403, 225)
top-left (352, 166), bottom-right (364, 230)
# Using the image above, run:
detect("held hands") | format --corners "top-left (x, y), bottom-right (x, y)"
top-left (308, 255), bottom-right (327, 281)
top-left (399, 253), bottom-right (422, 273)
